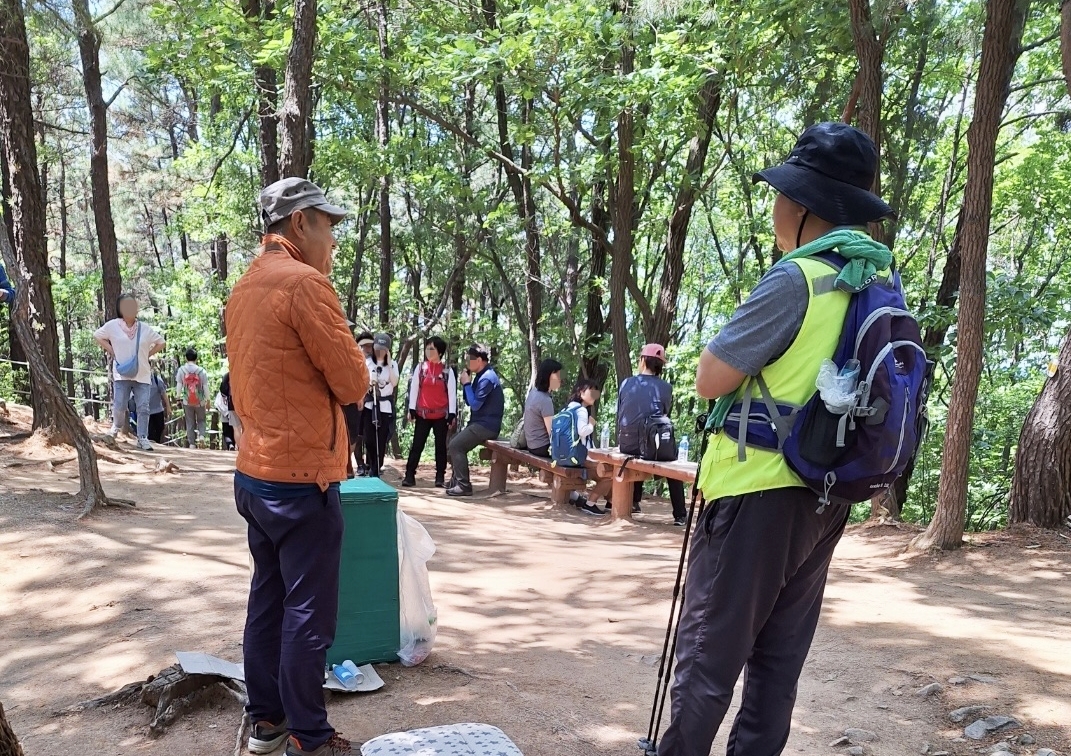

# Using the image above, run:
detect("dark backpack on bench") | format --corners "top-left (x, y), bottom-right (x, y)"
top-left (640, 414), bottom-right (677, 462)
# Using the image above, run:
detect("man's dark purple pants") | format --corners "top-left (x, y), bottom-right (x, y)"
top-left (657, 487), bottom-right (850, 756)
top-left (235, 483), bottom-right (343, 751)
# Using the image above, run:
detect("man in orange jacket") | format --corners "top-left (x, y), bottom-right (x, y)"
top-left (226, 177), bottom-right (370, 756)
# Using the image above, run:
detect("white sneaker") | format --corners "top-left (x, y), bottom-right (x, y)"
top-left (136, 438), bottom-right (153, 451)
top-left (105, 428), bottom-right (119, 440)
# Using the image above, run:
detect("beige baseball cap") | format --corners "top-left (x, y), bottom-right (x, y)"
top-left (259, 177), bottom-right (348, 227)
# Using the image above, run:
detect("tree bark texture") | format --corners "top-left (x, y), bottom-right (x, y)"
top-left (244, 0), bottom-right (281, 187)
top-left (911, 0), bottom-right (1029, 551)
top-left (583, 180), bottom-right (611, 386)
top-left (0, 0), bottom-right (64, 431)
top-left (72, 0), bottom-right (122, 315)
top-left (609, 26), bottom-right (637, 384)
top-left (0, 699), bottom-right (23, 756)
top-left (279, 0), bottom-right (316, 179)
top-left (376, 0), bottom-right (392, 327)
top-left (1008, 329), bottom-right (1071, 528)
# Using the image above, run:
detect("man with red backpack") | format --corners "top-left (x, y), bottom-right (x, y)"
top-left (402, 336), bottom-right (457, 488)
top-left (175, 348), bottom-right (209, 448)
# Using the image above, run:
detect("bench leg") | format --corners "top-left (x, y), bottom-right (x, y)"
top-left (488, 458), bottom-right (509, 494)
top-left (550, 477), bottom-right (587, 509)
top-left (610, 476), bottom-right (635, 521)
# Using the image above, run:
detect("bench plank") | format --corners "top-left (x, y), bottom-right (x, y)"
top-left (482, 440), bottom-right (594, 506)
top-left (587, 448), bottom-right (699, 521)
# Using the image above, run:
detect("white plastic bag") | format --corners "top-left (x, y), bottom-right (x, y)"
top-left (815, 358), bottom-right (860, 414)
top-left (397, 510), bottom-right (438, 667)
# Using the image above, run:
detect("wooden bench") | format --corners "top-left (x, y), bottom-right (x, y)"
top-left (586, 448), bottom-right (698, 521)
top-left (479, 439), bottom-right (597, 507)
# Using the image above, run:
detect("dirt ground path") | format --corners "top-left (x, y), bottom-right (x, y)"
top-left (1, 418), bottom-right (1069, 756)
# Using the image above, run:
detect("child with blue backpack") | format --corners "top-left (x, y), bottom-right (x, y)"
top-left (655, 123), bottom-right (926, 756)
top-left (550, 379), bottom-right (606, 517)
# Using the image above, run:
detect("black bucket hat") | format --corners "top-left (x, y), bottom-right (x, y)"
top-left (753, 122), bottom-right (895, 225)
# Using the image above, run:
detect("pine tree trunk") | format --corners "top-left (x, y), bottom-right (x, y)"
top-left (0, 699), bottom-right (23, 756)
top-left (0, 209), bottom-right (124, 518)
top-left (72, 0), bottom-right (122, 315)
top-left (0, 0), bottom-right (64, 431)
top-left (1008, 330), bottom-right (1071, 528)
top-left (609, 13), bottom-right (637, 384)
top-left (279, 0), bottom-right (317, 178)
top-left (244, 0), bottom-right (281, 187)
top-left (911, 0), bottom-right (1029, 551)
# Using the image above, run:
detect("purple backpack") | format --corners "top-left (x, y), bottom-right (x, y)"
top-left (723, 253), bottom-right (932, 511)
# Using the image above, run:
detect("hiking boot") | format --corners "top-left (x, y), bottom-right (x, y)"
top-left (580, 501), bottom-right (607, 516)
top-left (285, 734), bottom-right (355, 756)
top-left (445, 483), bottom-right (473, 497)
top-left (248, 718), bottom-right (288, 754)
top-left (401, 474), bottom-right (416, 487)
top-left (136, 438), bottom-right (153, 451)
top-left (434, 474), bottom-right (445, 488)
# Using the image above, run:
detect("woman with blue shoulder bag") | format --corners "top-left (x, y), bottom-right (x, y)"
top-left (94, 293), bottom-right (166, 450)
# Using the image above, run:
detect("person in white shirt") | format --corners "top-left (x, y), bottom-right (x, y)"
top-left (93, 294), bottom-right (166, 450)
top-left (560, 379), bottom-right (609, 516)
top-left (362, 332), bottom-right (400, 477)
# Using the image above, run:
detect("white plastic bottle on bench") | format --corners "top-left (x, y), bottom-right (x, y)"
top-left (600, 424), bottom-right (610, 450)
top-left (678, 435), bottom-right (690, 462)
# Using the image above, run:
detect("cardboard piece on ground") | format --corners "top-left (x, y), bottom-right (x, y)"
top-left (324, 664), bottom-right (385, 693)
top-left (176, 652), bottom-right (385, 693)
top-left (176, 651), bottom-right (245, 681)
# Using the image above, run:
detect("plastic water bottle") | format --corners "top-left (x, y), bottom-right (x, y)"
top-left (678, 435), bottom-right (690, 462)
top-left (331, 660), bottom-right (362, 690)
top-left (600, 424), bottom-right (610, 450)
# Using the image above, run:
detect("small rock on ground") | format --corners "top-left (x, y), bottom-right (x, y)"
top-left (949, 705), bottom-right (986, 723)
top-left (989, 743), bottom-right (1013, 753)
top-left (964, 716), bottom-right (1020, 741)
top-left (1019, 734), bottom-right (1036, 745)
top-left (948, 676), bottom-right (968, 685)
top-left (917, 682), bottom-right (943, 697)
top-left (1035, 749), bottom-right (1058, 756)
top-left (844, 728), bottom-right (878, 743)
top-left (830, 736), bottom-right (850, 747)
top-left (847, 748), bottom-right (865, 756)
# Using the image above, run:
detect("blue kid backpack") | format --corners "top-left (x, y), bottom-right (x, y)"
top-left (550, 405), bottom-right (588, 468)
top-left (722, 253), bottom-right (932, 511)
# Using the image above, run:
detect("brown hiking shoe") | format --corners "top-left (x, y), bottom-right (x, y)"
top-left (285, 734), bottom-right (355, 756)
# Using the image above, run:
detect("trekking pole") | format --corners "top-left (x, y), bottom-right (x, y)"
top-left (372, 373), bottom-right (382, 476)
top-left (639, 403), bottom-right (714, 756)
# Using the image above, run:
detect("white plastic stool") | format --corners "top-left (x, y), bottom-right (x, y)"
top-left (360, 723), bottom-right (524, 756)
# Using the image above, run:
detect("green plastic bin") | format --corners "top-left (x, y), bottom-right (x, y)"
top-left (327, 477), bottom-right (400, 666)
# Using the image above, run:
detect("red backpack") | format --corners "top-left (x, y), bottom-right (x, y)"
top-left (415, 363), bottom-right (450, 420)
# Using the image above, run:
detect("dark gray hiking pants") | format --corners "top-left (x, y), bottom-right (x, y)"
top-left (657, 487), bottom-right (850, 756)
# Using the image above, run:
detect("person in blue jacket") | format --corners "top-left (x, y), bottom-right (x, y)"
top-left (445, 343), bottom-right (504, 496)
top-left (0, 263), bottom-right (16, 304)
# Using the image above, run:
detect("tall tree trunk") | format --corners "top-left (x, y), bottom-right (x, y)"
top-left (1007, 9), bottom-right (1071, 530)
top-left (911, 0), bottom-right (1029, 551)
top-left (583, 180), bottom-right (611, 386)
top-left (72, 0), bottom-right (122, 315)
top-left (58, 150), bottom-right (76, 399)
top-left (211, 234), bottom-right (229, 281)
top-left (0, 699), bottom-right (23, 756)
top-left (0, 207), bottom-right (124, 517)
top-left (1008, 330), bottom-right (1071, 528)
top-left (376, 0), bottom-right (391, 327)
top-left (244, 0), bottom-right (280, 186)
top-left (609, 2), bottom-right (637, 383)
top-left (346, 185), bottom-right (374, 322)
top-left (279, 0), bottom-right (316, 178)
top-left (651, 72), bottom-right (721, 347)
top-left (0, 0), bottom-right (63, 431)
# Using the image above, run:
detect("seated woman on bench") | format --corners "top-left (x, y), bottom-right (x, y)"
top-left (523, 358), bottom-right (562, 457)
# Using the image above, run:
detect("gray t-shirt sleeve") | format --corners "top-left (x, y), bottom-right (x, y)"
top-left (707, 264), bottom-right (809, 376)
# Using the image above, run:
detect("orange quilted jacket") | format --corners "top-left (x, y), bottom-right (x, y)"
top-left (225, 236), bottom-right (369, 490)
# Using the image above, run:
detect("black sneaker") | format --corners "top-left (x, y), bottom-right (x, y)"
top-left (355, 464), bottom-right (369, 477)
top-left (673, 516), bottom-right (687, 527)
top-left (569, 491), bottom-right (587, 507)
top-left (248, 718), bottom-right (288, 754)
top-left (445, 483), bottom-right (473, 497)
top-left (632, 502), bottom-right (642, 514)
top-left (285, 734), bottom-right (355, 756)
top-left (401, 475), bottom-right (416, 487)
top-left (434, 474), bottom-right (446, 488)
top-left (580, 501), bottom-right (607, 516)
